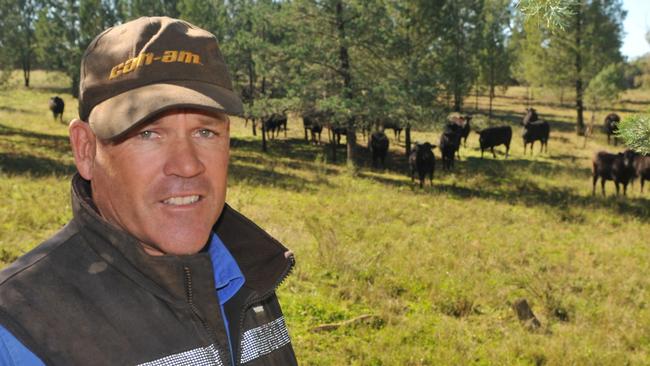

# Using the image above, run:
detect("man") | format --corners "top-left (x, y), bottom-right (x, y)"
top-left (0, 17), bottom-right (297, 366)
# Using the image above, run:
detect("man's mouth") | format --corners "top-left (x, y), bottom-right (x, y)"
top-left (163, 195), bottom-right (201, 206)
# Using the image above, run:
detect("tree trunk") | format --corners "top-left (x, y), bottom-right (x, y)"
top-left (261, 124), bottom-right (267, 152)
top-left (336, 0), bottom-right (355, 167)
top-left (489, 85), bottom-right (495, 120)
top-left (405, 125), bottom-right (411, 158)
top-left (489, 60), bottom-right (495, 119)
top-left (575, 2), bottom-right (585, 135)
top-left (22, 56), bottom-right (30, 88)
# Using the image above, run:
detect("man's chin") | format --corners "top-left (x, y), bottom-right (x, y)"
top-left (141, 234), bottom-right (211, 256)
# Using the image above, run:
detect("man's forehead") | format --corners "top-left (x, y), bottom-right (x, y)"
top-left (153, 108), bottom-right (229, 122)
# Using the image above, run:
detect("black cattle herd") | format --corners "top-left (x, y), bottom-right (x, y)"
top-left (46, 95), bottom-right (649, 196)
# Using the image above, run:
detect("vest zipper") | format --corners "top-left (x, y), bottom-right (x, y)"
top-left (184, 265), bottom-right (229, 365)
top-left (234, 255), bottom-right (295, 364)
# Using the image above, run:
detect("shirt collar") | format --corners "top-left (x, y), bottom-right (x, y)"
top-left (207, 233), bottom-right (245, 305)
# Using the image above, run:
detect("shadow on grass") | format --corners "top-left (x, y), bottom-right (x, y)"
top-left (0, 123), bottom-right (70, 154)
top-left (229, 162), bottom-right (317, 193)
top-left (358, 155), bottom-right (650, 222)
top-left (0, 106), bottom-right (40, 115)
top-left (620, 99), bottom-right (650, 106)
top-left (0, 152), bottom-right (75, 176)
top-left (32, 85), bottom-right (72, 95)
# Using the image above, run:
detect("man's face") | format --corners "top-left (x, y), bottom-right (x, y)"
top-left (89, 109), bottom-right (230, 256)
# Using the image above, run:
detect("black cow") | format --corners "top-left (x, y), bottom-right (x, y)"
top-left (604, 113), bottom-right (621, 145)
top-left (476, 126), bottom-right (512, 159)
top-left (522, 120), bottom-right (550, 155)
top-left (382, 120), bottom-right (403, 141)
top-left (329, 125), bottom-right (347, 145)
top-left (449, 114), bottom-right (472, 147)
top-left (49, 96), bottom-right (65, 122)
top-left (634, 154), bottom-right (650, 193)
top-left (263, 113), bottom-right (288, 140)
top-left (522, 107), bottom-right (539, 125)
top-left (439, 123), bottom-right (462, 170)
top-left (592, 149), bottom-right (638, 196)
top-left (370, 131), bottom-right (389, 168)
top-left (302, 111), bottom-right (327, 144)
top-left (409, 142), bottom-right (436, 188)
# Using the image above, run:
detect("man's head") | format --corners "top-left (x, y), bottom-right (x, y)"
top-left (69, 17), bottom-right (242, 256)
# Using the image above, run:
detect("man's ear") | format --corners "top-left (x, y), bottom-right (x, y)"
top-left (69, 119), bottom-right (97, 180)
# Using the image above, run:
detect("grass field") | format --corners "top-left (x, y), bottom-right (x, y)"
top-left (1, 71), bottom-right (649, 365)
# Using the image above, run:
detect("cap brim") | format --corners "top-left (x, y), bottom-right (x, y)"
top-left (88, 81), bottom-right (243, 140)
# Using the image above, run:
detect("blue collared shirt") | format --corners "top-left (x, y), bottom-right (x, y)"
top-left (0, 233), bottom-right (245, 366)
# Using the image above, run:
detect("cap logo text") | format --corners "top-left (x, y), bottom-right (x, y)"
top-left (109, 50), bottom-right (202, 80)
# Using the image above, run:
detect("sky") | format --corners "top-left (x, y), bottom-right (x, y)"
top-left (621, 0), bottom-right (650, 60)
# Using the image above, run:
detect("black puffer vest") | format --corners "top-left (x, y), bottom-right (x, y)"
top-left (0, 175), bottom-right (297, 366)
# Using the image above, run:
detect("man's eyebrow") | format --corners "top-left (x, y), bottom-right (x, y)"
top-left (196, 113), bottom-right (229, 126)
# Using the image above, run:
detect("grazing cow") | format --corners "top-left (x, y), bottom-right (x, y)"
top-left (522, 107), bottom-right (539, 125)
top-left (409, 142), bottom-right (436, 188)
top-left (370, 131), bottom-right (389, 168)
top-left (329, 125), bottom-right (347, 145)
top-left (592, 149), bottom-right (638, 196)
top-left (476, 126), bottom-right (512, 159)
top-left (302, 111), bottom-right (327, 144)
top-left (604, 113), bottom-right (621, 145)
top-left (522, 120), bottom-right (550, 154)
top-left (49, 96), bottom-right (65, 122)
top-left (439, 123), bottom-right (462, 170)
top-left (382, 120), bottom-right (403, 141)
top-left (633, 154), bottom-right (650, 193)
top-left (263, 112), bottom-right (288, 140)
top-left (449, 114), bottom-right (472, 147)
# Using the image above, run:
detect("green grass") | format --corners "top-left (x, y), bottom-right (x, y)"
top-left (2, 71), bottom-right (650, 365)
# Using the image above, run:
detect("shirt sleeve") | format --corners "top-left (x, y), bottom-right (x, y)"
top-left (0, 326), bottom-right (44, 366)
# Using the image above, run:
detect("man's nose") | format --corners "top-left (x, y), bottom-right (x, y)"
top-left (163, 137), bottom-right (205, 177)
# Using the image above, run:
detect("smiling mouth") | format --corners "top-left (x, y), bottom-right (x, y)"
top-left (163, 195), bottom-right (201, 206)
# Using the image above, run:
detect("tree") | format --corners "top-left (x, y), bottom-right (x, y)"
top-left (221, 0), bottom-right (293, 152)
top-left (34, 0), bottom-right (119, 96)
top-left (117, 0), bottom-right (179, 19)
top-left (515, 0), bottom-right (626, 134)
top-left (617, 115), bottom-right (650, 154)
top-left (0, 0), bottom-right (40, 87)
top-left (617, 29), bottom-right (650, 152)
top-left (382, 1), bottom-right (446, 157)
top-left (478, 0), bottom-right (512, 119)
top-left (435, 0), bottom-right (483, 112)
top-left (583, 62), bottom-right (625, 144)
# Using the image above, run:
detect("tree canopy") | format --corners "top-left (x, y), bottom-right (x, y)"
top-left (1, 0), bottom-right (642, 159)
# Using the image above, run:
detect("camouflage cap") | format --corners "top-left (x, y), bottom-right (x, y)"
top-left (79, 16), bottom-right (243, 140)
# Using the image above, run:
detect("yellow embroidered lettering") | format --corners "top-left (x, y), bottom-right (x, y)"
top-left (122, 58), bottom-right (136, 74)
top-left (143, 52), bottom-right (154, 65)
top-left (108, 50), bottom-right (202, 80)
top-left (178, 51), bottom-right (201, 64)
top-left (161, 50), bottom-right (177, 63)
top-left (109, 63), bottom-right (124, 79)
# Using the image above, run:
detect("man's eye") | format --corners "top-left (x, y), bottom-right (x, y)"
top-left (139, 130), bottom-right (155, 139)
top-left (197, 129), bottom-right (216, 138)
